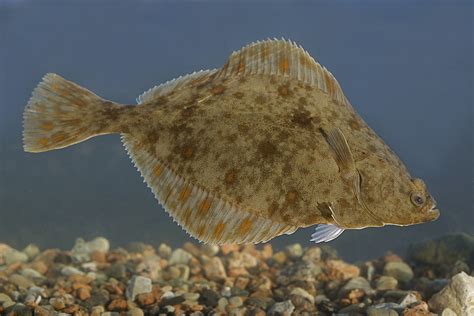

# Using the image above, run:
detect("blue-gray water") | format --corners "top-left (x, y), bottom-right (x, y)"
top-left (0, 0), bottom-right (472, 261)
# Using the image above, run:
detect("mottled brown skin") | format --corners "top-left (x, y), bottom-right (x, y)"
top-left (114, 74), bottom-right (438, 229)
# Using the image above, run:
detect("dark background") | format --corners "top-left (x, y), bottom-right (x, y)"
top-left (0, 0), bottom-right (472, 261)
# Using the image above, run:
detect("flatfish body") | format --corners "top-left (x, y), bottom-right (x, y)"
top-left (23, 39), bottom-right (439, 244)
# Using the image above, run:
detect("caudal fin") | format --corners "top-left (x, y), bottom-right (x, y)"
top-left (23, 73), bottom-right (126, 153)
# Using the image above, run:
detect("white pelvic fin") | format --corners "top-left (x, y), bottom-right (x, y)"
top-left (310, 224), bottom-right (345, 243)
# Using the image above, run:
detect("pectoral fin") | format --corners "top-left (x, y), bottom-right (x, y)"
top-left (320, 127), bottom-right (355, 172)
top-left (320, 127), bottom-right (384, 226)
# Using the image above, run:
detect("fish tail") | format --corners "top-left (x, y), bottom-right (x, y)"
top-left (23, 73), bottom-right (132, 153)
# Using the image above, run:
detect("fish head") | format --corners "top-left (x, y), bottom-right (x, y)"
top-left (359, 159), bottom-right (439, 226)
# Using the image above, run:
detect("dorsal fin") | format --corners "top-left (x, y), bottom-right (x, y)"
top-left (215, 38), bottom-right (350, 106)
top-left (121, 134), bottom-right (298, 244)
top-left (137, 69), bottom-right (218, 104)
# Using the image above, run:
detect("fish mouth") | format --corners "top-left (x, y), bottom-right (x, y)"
top-left (427, 206), bottom-right (440, 221)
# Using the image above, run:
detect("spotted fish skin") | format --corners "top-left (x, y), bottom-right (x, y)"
top-left (23, 39), bottom-right (439, 244)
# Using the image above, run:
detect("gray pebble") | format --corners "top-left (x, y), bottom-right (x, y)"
top-left (126, 275), bottom-right (152, 301)
top-left (61, 265), bottom-right (84, 276)
top-left (383, 261), bottom-right (414, 283)
top-left (375, 276), bottom-right (398, 291)
top-left (268, 300), bottom-right (295, 315)
top-left (169, 248), bottom-right (193, 265)
top-left (285, 243), bottom-right (303, 258)
top-left (4, 250), bottom-right (28, 265)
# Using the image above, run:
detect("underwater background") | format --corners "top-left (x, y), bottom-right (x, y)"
top-left (0, 0), bottom-right (472, 262)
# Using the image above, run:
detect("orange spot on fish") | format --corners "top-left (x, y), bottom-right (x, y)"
top-left (51, 131), bottom-right (66, 143)
top-left (277, 84), bottom-right (291, 97)
top-left (237, 56), bottom-right (246, 74)
top-left (197, 225), bottom-right (206, 238)
top-left (286, 191), bottom-right (297, 202)
top-left (197, 198), bottom-right (212, 217)
top-left (37, 137), bottom-right (49, 147)
top-left (40, 121), bottom-right (54, 131)
top-left (238, 218), bottom-right (253, 236)
top-left (178, 184), bottom-right (192, 202)
top-left (212, 221), bottom-right (226, 241)
top-left (183, 147), bottom-right (194, 159)
top-left (153, 164), bottom-right (163, 177)
top-left (279, 57), bottom-right (289, 73)
top-left (182, 207), bottom-right (193, 225)
top-left (210, 85), bottom-right (226, 95)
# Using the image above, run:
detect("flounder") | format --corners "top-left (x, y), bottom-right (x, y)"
top-left (23, 39), bottom-right (440, 244)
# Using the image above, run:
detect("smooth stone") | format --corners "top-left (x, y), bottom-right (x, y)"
top-left (9, 274), bottom-right (34, 288)
top-left (124, 242), bottom-right (148, 253)
top-left (383, 261), bottom-right (414, 282)
top-left (28, 286), bottom-right (47, 297)
top-left (340, 276), bottom-right (372, 295)
top-left (441, 308), bottom-right (457, 316)
top-left (199, 289), bottom-right (219, 307)
top-left (61, 266), bottom-right (84, 276)
top-left (106, 263), bottom-right (127, 279)
top-left (203, 257), bottom-right (227, 281)
top-left (375, 276), bottom-right (398, 291)
top-left (20, 268), bottom-right (44, 279)
top-left (201, 244), bottom-right (220, 257)
top-left (169, 248), bottom-right (193, 265)
top-left (70, 238), bottom-right (91, 262)
top-left (126, 276), bottom-right (152, 301)
top-left (399, 292), bottom-right (419, 307)
top-left (158, 243), bottom-right (172, 258)
top-left (285, 243), bottom-right (303, 258)
top-left (135, 255), bottom-right (162, 280)
top-left (0, 293), bottom-right (14, 308)
top-left (290, 287), bottom-right (314, 304)
top-left (302, 247), bottom-right (322, 262)
top-left (408, 233), bottom-right (474, 266)
top-left (127, 308), bottom-right (145, 316)
top-left (326, 259), bottom-right (360, 280)
top-left (428, 271), bottom-right (474, 315)
top-left (339, 303), bottom-right (364, 313)
top-left (220, 286), bottom-right (232, 297)
top-left (22, 244), bottom-right (40, 259)
top-left (228, 296), bottom-right (243, 307)
top-left (367, 306), bottom-right (398, 316)
top-left (4, 250), bottom-right (28, 265)
top-left (268, 300), bottom-right (295, 315)
top-left (183, 292), bottom-right (200, 301)
top-left (217, 297), bottom-right (228, 312)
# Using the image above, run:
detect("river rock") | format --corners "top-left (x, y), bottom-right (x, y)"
top-left (340, 276), bottom-right (373, 295)
top-left (126, 276), bottom-right (152, 301)
top-left (428, 271), bottom-right (474, 315)
top-left (169, 248), bottom-right (193, 265)
top-left (285, 243), bottom-right (303, 259)
top-left (375, 276), bottom-right (398, 290)
top-left (383, 261), bottom-right (414, 282)
top-left (268, 300), bottom-right (295, 315)
top-left (204, 257), bottom-right (227, 281)
top-left (4, 250), bottom-right (28, 265)
top-left (22, 244), bottom-right (40, 259)
top-left (326, 259), bottom-right (360, 280)
top-left (408, 233), bottom-right (474, 268)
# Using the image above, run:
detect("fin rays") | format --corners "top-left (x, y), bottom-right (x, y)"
top-left (121, 134), bottom-right (298, 244)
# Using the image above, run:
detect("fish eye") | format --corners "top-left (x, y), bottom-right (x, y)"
top-left (411, 193), bottom-right (425, 206)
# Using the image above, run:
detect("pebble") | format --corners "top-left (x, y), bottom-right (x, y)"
top-left (201, 244), bottom-right (220, 257)
top-left (126, 275), bottom-right (152, 301)
top-left (340, 276), bottom-right (372, 295)
top-left (399, 291), bottom-right (420, 307)
top-left (9, 274), bottom-right (34, 289)
top-left (0, 293), bottom-right (14, 308)
top-left (428, 271), bottom-right (474, 315)
top-left (290, 287), bottom-right (315, 305)
top-left (383, 261), bottom-right (414, 282)
top-left (375, 275), bottom-right (398, 290)
top-left (158, 243), bottom-right (172, 258)
top-left (169, 248), bottom-right (193, 265)
top-left (302, 246), bottom-right (321, 262)
top-left (4, 250), bottom-right (29, 265)
top-left (203, 257), bottom-right (227, 281)
top-left (61, 265), bottom-right (84, 276)
top-left (326, 259), bottom-right (360, 280)
top-left (22, 244), bottom-right (40, 259)
top-left (228, 296), bottom-right (243, 307)
top-left (285, 243), bottom-right (303, 258)
top-left (268, 300), bottom-right (295, 315)
top-left (367, 306), bottom-right (398, 316)
top-left (441, 307), bottom-right (457, 316)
